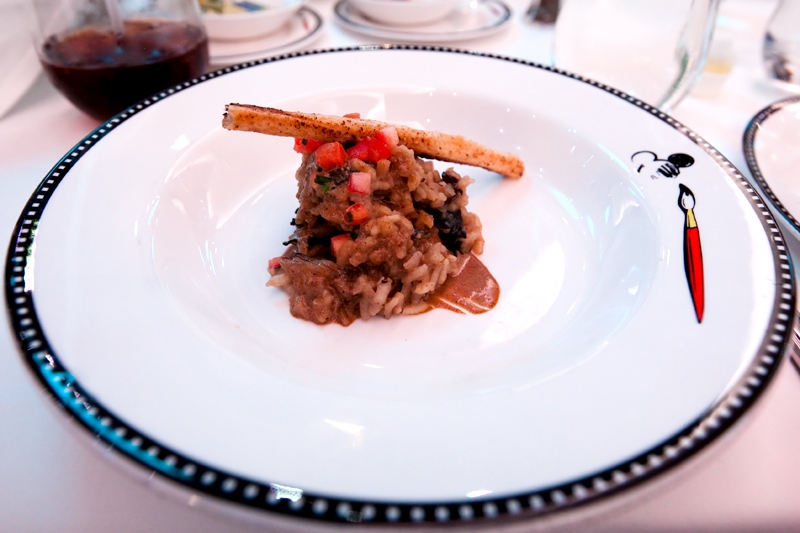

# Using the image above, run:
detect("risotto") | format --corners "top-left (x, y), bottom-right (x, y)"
top-left (222, 106), bottom-right (522, 325)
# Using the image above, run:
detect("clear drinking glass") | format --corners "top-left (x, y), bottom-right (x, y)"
top-left (30, 0), bottom-right (209, 121)
top-left (764, 0), bottom-right (800, 85)
top-left (552, 0), bottom-right (720, 112)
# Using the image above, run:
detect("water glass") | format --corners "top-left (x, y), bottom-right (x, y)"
top-left (764, 0), bottom-right (800, 85)
top-left (552, 0), bottom-right (720, 112)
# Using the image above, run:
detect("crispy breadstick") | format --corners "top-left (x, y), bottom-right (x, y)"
top-left (222, 104), bottom-right (524, 179)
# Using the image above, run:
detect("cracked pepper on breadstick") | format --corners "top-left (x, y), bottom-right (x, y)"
top-left (221, 104), bottom-right (525, 180)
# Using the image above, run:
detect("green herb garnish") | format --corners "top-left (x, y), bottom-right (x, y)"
top-left (314, 174), bottom-right (332, 192)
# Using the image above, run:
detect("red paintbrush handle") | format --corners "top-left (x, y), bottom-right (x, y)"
top-left (685, 226), bottom-right (704, 322)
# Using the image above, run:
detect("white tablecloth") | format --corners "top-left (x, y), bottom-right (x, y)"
top-left (3, 0), bottom-right (800, 530)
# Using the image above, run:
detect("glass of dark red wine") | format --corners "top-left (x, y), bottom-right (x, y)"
top-left (31, 0), bottom-right (210, 121)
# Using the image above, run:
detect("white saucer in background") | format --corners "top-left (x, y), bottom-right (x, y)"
top-left (743, 94), bottom-right (800, 370)
top-left (201, 0), bottom-right (309, 41)
top-left (208, 6), bottom-right (322, 66)
top-left (744, 95), bottom-right (800, 239)
top-left (334, 0), bottom-right (512, 43)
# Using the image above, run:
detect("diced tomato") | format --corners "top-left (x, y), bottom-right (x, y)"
top-left (346, 137), bottom-right (391, 163)
top-left (345, 203), bottom-right (369, 225)
top-left (268, 257), bottom-right (282, 270)
top-left (343, 112), bottom-right (361, 119)
top-left (293, 137), bottom-right (323, 154)
top-left (331, 234), bottom-right (352, 257)
top-left (368, 139), bottom-right (392, 161)
top-left (376, 126), bottom-right (399, 149)
top-left (347, 172), bottom-right (371, 194)
top-left (346, 140), bottom-right (370, 161)
top-left (315, 142), bottom-right (347, 171)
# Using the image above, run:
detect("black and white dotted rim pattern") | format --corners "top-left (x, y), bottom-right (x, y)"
top-left (5, 46), bottom-right (796, 526)
top-left (743, 95), bottom-right (800, 235)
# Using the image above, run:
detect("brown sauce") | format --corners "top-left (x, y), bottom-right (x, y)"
top-left (425, 254), bottom-right (499, 314)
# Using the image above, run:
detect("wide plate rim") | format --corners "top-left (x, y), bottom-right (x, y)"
top-left (5, 45), bottom-right (796, 526)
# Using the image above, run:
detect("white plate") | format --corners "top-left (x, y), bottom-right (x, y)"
top-left (334, 0), bottom-right (511, 43)
top-left (744, 95), bottom-right (800, 238)
top-left (743, 95), bottom-right (800, 371)
top-left (348, 0), bottom-right (462, 26)
top-left (6, 48), bottom-right (793, 526)
top-left (208, 6), bottom-right (322, 65)
top-left (202, 0), bottom-right (309, 41)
